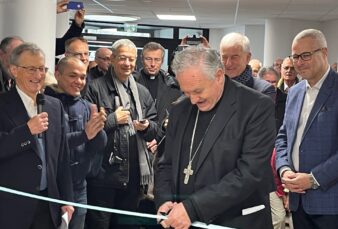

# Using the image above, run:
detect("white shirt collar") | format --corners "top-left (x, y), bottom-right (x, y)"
top-left (16, 86), bottom-right (37, 118)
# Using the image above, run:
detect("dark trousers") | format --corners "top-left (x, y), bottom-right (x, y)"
top-left (292, 199), bottom-right (338, 229)
top-left (70, 184), bottom-right (87, 229)
top-left (30, 190), bottom-right (55, 229)
top-left (85, 184), bottom-right (141, 229)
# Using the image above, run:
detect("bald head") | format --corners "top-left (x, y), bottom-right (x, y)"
top-left (56, 56), bottom-right (87, 97)
top-left (94, 47), bottom-right (112, 72)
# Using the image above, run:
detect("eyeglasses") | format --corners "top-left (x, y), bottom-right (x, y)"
top-left (290, 48), bottom-right (323, 62)
top-left (282, 66), bottom-right (295, 71)
top-left (265, 80), bottom-right (277, 84)
top-left (143, 57), bottom-right (162, 63)
top-left (97, 56), bottom-right (111, 62)
top-left (116, 55), bottom-right (136, 63)
top-left (67, 51), bottom-right (89, 58)
top-left (17, 65), bottom-right (48, 74)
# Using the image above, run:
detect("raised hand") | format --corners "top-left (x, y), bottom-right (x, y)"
top-left (74, 9), bottom-right (85, 27)
top-left (85, 105), bottom-right (107, 140)
top-left (56, 0), bottom-right (69, 14)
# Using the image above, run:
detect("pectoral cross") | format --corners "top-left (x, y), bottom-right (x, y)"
top-left (183, 162), bottom-right (194, 184)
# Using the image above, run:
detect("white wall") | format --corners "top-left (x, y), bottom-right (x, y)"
top-left (0, 0), bottom-right (57, 71)
top-left (208, 18), bottom-right (338, 67)
top-left (245, 25), bottom-right (265, 62)
top-left (322, 19), bottom-right (338, 65)
top-left (264, 19), bottom-right (321, 67)
top-left (208, 25), bottom-right (245, 50)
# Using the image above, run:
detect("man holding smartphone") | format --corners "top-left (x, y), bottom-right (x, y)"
top-left (85, 39), bottom-right (157, 229)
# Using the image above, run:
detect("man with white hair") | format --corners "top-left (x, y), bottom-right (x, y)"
top-left (85, 39), bottom-right (157, 229)
top-left (220, 32), bottom-right (275, 100)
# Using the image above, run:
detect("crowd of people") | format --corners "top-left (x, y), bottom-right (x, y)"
top-left (0, 5), bottom-right (338, 229)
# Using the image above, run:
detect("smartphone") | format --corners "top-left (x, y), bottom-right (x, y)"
top-left (177, 45), bottom-right (189, 52)
top-left (186, 35), bottom-right (201, 45)
top-left (67, 1), bottom-right (84, 10)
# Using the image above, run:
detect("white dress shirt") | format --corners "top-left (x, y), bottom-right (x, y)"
top-left (16, 86), bottom-right (37, 118)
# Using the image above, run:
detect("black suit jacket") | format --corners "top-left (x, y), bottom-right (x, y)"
top-left (0, 89), bottom-right (73, 228)
top-left (155, 78), bottom-right (275, 229)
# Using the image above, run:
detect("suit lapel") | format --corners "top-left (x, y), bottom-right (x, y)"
top-left (172, 103), bottom-right (193, 186)
top-left (302, 71), bottom-right (334, 140)
top-left (42, 97), bottom-right (55, 159)
top-left (289, 83), bottom-right (306, 146)
top-left (195, 79), bottom-right (236, 172)
top-left (6, 89), bottom-right (40, 156)
top-left (6, 89), bottom-right (30, 127)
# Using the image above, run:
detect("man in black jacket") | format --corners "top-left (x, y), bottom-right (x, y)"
top-left (84, 39), bottom-right (157, 229)
top-left (134, 42), bottom-right (182, 154)
top-left (155, 46), bottom-right (275, 229)
top-left (134, 42), bottom-right (182, 228)
top-left (44, 57), bottom-right (107, 229)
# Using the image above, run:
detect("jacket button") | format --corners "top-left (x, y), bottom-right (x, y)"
top-left (37, 165), bottom-right (43, 170)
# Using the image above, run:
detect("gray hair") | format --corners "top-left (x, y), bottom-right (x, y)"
top-left (10, 42), bottom-right (45, 65)
top-left (65, 37), bottom-right (88, 53)
top-left (293, 29), bottom-right (327, 48)
top-left (171, 46), bottom-right (224, 80)
top-left (111, 39), bottom-right (137, 56)
top-left (220, 32), bottom-right (251, 53)
top-left (0, 36), bottom-right (24, 52)
top-left (141, 42), bottom-right (165, 59)
top-left (258, 66), bottom-right (279, 81)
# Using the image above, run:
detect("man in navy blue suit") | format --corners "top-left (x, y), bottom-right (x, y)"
top-left (0, 43), bottom-right (74, 229)
top-left (276, 29), bottom-right (338, 229)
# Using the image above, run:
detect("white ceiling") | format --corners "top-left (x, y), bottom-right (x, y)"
top-left (82, 0), bottom-right (338, 28)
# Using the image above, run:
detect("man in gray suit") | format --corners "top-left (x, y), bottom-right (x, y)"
top-left (220, 32), bottom-right (276, 100)
top-left (155, 46), bottom-right (275, 229)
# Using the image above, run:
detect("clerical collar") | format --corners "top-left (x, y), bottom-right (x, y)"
top-left (142, 69), bottom-right (158, 80)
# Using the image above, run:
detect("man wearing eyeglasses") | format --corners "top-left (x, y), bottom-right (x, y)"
top-left (84, 39), bottom-right (157, 229)
top-left (277, 57), bottom-right (299, 93)
top-left (65, 37), bottom-right (89, 68)
top-left (0, 43), bottom-right (74, 228)
top-left (276, 29), bottom-right (338, 229)
top-left (88, 47), bottom-right (112, 81)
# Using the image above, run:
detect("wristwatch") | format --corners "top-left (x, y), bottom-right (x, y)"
top-left (309, 173), bottom-right (319, 190)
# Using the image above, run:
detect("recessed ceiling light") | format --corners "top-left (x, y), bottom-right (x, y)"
top-left (157, 15), bottom-right (196, 21)
top-left (85, 15), bottom-right (140, 22)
